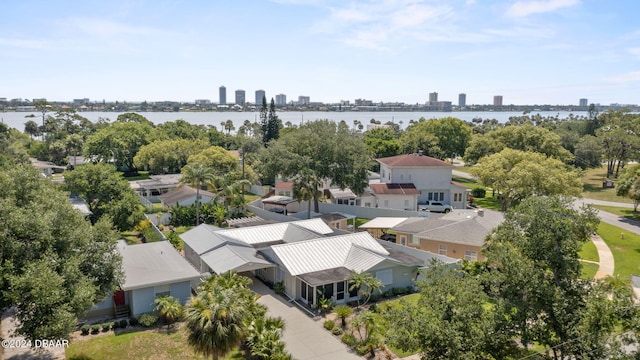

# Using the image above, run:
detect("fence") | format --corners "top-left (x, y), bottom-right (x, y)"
top-left (250, 185), bottom-right (272, 197)
top-left (318, 202), bottom-right (425, 219)
top-left (144, 213), bottom-right (167, 241)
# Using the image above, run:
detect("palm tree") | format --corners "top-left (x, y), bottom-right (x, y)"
top-left (185, 272), bottom-right (259, 360)
top-left (212, 175), bottom-right (251, 217)
top-left (246, 316), bottom-right (289, 360)
top-left (348, 271), bottom-right (384, 309)
top-left (153, 295), bottom-right (183, 329)
top-left (333, 304), bottom-right (353, 328)
top-left (180, 162), bottom-right (217, 225)
top-left (292, 169), bottom-right (322, 219)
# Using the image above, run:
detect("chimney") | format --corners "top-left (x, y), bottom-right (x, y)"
top-left (418, 150), bottom-right (423, 156)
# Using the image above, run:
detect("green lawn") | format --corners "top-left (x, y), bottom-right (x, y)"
top-left (596, 222), bottom-right (640, 281)
top-left (592, 205), bottom-right (640, 222)
top-left (581, 166), bottom-right (633, 203)
top-left (66, 326), bottom-right (247, 359)
top-left (355, 217), bottom-right (370, 228)
top-left (452, 166), bottom-right (473, 174)
top-left (124, 171), bottom-right (151, 181)
top-left (578, 239), bottom-right (599, 262)
top-left (580, 262), bottom-right (599, 280)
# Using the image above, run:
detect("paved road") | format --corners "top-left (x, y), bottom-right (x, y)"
top-left (250, 277), bottom-right (362, 360)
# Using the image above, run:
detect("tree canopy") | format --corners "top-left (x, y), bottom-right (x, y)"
top-left (616, 164), bottom-right (640, 211)
top-left (64, 162), bottom-right (145, 231)
top-left (0, 165), bottom-right (122, 341)
top-left (464, 123), bottom-right (573, 165)
top-left (134, 138), bottom-right (208, 174)
top-left (257, 120), bottom-right (371, 194)
top-left (400, 117), bottom-right (471, 160)
top-left (469, 148), bottom-right (582, 210)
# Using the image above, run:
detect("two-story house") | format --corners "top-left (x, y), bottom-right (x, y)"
top-left (375, 152), bottom-right (468, 210)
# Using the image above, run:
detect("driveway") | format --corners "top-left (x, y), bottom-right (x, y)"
top-left (250, 278), bottom-right (362, 360)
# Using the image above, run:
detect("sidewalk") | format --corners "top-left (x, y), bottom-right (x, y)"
top-left (250, 278), bottom-right (362, 360)
top-left (591, 234), bottom-right (615, 279)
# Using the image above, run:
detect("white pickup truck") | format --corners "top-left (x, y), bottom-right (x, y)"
top-left (418, 201), bottom-right (453, 213)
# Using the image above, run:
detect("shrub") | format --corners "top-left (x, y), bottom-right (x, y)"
top-left (369, 304), bottom-right (378, 313)
top-left (472, 187), bottom-right (486, 198)
top-left (139, 312), bottom-right (158, 328)
top-left (333, 305), bottom-right (353, 328)
top-left (323, 320), bottom-right (335, 330)
top-left (119, 319), bottom-right (128, 328)
top-left (128, 317), bottom-right (139, 327)
top-left (90, 325), bottom-right (100, 334)
top-left (80, 325), bottom-right (90, 336)
top-left (141, 226), bottom-right (162, 243)
top-left (274, 281), bottom-right (285, 295)
top-left (167, 231), bottom-right (184, 251)
top-left (392, 287), bottom-right (404, 296)
top-left (356, 345), bottom-right (369, 356)
top-left (341, 334), bottom-right (357, 347)
top-left (332, 327), bottom-right (343, 336)
top-left (101, 323), bottom-right (112, 332)
top-left (382, 290), bottom-right (393, 298)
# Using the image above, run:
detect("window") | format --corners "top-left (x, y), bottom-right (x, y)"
top-left (301, 281), bottom-right (307, 300)
top-left (464, 251), bottom-right (478, 261)
top-left (438, 244), bottom-right (447, 256)
top-left (400, 174), bottom-right (403, 181)
top-left (408, 174), bottom-right (412, 181)
top-left (381, 169), bottom-right (385, 178)
top-left (439, 192), bottom-right (444, 201)
top-left (404, 199), bottom-right (409, 207)
top-left (399, 235), bottom-right (407, 245)
top-left (428, 192), bottom-right (433, 201)
top-left (409, 236), bottom-right (419, 245)
top-left (154, 285), bottom-right (170, 298)
top-left (336, 281), bottom-right (345, 301)
top-left (376, 269), bottom-right (393, 286)
top-left (384, 200), bottom-right (389, 208)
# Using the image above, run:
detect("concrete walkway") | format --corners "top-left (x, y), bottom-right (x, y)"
top-left (591, 234), bottom-right (615, 279)
top-left (250, 278), bottom-right (362, 360)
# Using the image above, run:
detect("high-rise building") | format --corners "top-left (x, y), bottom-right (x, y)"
top-left (255, 90), bottom-right (266, 105)
top-left (458, 93), bottom-right (466, 107)
top-left (219, 86), bottom-right (226, 105)
top-left (235, 90), bottom-right (246, 105)
top-left (579, 98), bottom-right (588, 107)
top-left (429, 92), bottom-right (438, 102)
top-left (298, 96), bottom-right (310, 105)
top-left (493, 95), bottom-right (503, 106)
top-left (275, 94), bottom-right (287, 106)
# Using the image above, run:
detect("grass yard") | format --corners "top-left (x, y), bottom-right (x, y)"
top-left (355, 217), bottom-right (371, 228)
top-left (592, 205), bottom-right (640, 222)
top-left (120, 231), bottom-right (143, 245)
top-left (123, 171), bottom-right (151, 181)
top-left (596, 222), bottom-right (640, 281)
top-left (581, 166), bottom-right (633, 203)
top-left (66, 326), bottom-right (246, 360)
top-left (578, 239), bottom-right (599, 262)
top-left (580, 262), bottom-right (599, 280)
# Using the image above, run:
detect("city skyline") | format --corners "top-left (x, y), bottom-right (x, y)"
top-left (2, 1), bottom-right (640, 105)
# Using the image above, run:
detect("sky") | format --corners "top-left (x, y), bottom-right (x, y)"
top-left (1, 0), bottom-right (639, 105)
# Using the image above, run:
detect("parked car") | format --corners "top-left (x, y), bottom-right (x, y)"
top-left (418, 201), bottom-right (453, 213)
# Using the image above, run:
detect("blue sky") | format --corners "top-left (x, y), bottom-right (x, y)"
top-left (1, 0), bottom-right (639, 105)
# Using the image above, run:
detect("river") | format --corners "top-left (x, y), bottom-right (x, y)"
top-left (0, 110), bottom-right (588, 132)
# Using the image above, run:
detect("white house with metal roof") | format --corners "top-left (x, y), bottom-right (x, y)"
top-left (180, 218), bottom-right (458, 308)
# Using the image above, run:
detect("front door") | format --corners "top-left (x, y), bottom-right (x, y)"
top-left (113, 289), bottom-right (125, 306)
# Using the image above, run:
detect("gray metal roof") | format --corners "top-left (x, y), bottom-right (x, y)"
top-left (358, 217), bottom-right (409, 229)
top-left (200, 244), bottom-right (275, 274)
top-left (117, 240), bottom-right (201, 291)
top-left (180, 224), bottom-right (245, 255)
top-left (299, 267), bottom-right (353, 286)
top-left (390, 218), bottom-right (451, 234)
top-left (270, 232), bottom-right (389, 276)
top-left (217, 218), bottom-right (333, 245)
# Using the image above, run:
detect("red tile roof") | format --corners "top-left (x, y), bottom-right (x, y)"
top-left (275, 181), bottom-right (293, 190)
top-left (370, 183), bottom-right (420, 195)
top-left (377, 153), bottom-right (451, 167)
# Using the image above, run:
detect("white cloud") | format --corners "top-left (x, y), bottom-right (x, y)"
top-left (505, 0), bottom-right (579, 17)
top-left (627, 48), bottom-right (640, 58)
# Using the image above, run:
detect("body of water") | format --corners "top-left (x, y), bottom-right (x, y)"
top-left (0, 110), bottom-right (589, 132)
